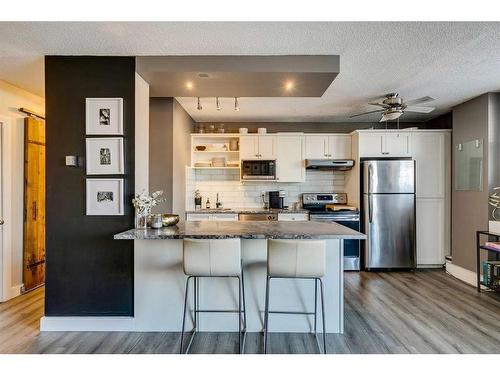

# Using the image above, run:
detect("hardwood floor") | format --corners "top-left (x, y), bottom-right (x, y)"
top-left (1, 270), bottom-right (499, 354)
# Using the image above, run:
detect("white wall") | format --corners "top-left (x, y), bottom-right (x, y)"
top-left (134, 73), bottom-right (149, 194)
top-left (186, 169), bottom-right (346, 210)
top-left (0, 80), bottom-right (44, 302)
top-left (172, 100), bottom-right (193, 217)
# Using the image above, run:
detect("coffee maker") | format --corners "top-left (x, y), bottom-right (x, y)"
top-left (269, 190), bottom-right (286, 209)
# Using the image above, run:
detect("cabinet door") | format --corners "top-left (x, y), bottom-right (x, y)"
top-left (186, 213), bottom-right (211, 221)
top-left (358, 133), bottom-right (383, 157)
top-left (416, 198), bottom-right (445, 266)
top-left (239, 135), bottom-right (258, 159)
top-left (277, 213), bottom-right (309, 221)
top-left (305, 135), bottom-right (328, 159)
top-left (210, 213), bottom-right (239, 221)
top-left (258, 136), bottom-right (276, 159)
top-left (383, 133), bottom-right (411, 156)
top-left (412, 132), bottom-right (445, 198)
top-left (329, 135), bottom-right (352, 159)
top-left (276, 136), bottom-right (305, 182)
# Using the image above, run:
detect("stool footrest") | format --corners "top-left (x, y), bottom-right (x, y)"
top-left (268, 310), bottom-right (315, 315)
top-left (195, 309), bottom-right (245, 314)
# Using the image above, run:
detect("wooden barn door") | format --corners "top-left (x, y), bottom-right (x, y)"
top-left (23, 116), bottom-right (46, 291)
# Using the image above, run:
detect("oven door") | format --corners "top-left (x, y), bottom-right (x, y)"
top-left (310, 215), bottom-right (361, 271)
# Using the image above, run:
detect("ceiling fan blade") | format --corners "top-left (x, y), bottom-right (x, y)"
top-left (367, 102), bottom-right (389, 108)
top-left (405, 106), bottom-right (435, 113)
top-left (349, 109), bottom-right (385, 118)
top-left (405, 96), bottom-right (435, 106)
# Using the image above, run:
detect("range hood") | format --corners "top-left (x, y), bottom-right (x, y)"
top-left (305, 159), bottom-right (355, 171)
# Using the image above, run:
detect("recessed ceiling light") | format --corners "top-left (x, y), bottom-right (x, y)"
top-left (186, 82), bottom-right (193, 89)
top-left (285, 81), bottom-right (294, 90)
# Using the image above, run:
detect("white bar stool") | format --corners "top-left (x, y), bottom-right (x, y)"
top-left (180, 238), bottom-right (247, 354)
top-left (264, 239), bottom-right (327, 354)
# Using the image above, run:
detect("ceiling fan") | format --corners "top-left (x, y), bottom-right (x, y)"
top-left (350, 93), bottom-right (436, 122)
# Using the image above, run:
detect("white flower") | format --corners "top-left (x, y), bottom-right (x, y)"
top-left (132, 190), bottom-right (166, 213)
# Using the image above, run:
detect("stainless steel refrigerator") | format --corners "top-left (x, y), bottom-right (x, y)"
top-left (362, 160), bottom-right (416, 269)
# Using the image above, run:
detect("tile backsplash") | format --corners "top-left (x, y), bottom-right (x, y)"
top-left (185, 168), bottom-right (345, 210)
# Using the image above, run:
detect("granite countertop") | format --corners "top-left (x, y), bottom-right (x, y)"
top-left (114, 221), bottom-right (366, 240)
top-left (186, 207), bottom-right (309, 214)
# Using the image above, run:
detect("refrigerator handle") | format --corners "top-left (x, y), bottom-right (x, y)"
top-left (368, 163), bottom-right (373, 194)
top-left (368, 194), bottom-right (373, 223)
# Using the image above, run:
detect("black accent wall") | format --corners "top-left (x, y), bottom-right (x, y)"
top-left (45, 56), bottom-right (135, 316)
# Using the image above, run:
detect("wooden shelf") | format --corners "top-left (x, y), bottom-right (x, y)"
top-left (191, 133), bottom-right (240, 137)
top-left (193, 150), bottom-right (239, 153)
top-left (190, 166), bottom-right (240, 170)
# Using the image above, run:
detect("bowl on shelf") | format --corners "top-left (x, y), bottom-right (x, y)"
top-left (195, 145), bottom-right (207, 151)
top-left (194, 161), bottom-right (212, 168)
top-left (162, 214), bottom-right (180, 227)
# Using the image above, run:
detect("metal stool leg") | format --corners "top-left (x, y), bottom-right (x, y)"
top-left (314, 279), bottom-right (318, 334)
top-left (193, 277), bottom-right (197, 331)
top-left (180, 276), bottom-right (192, 354)
top-left (318, 278), bottom-right (327, 354)
top-left (240, 272), bottom-right (247, 353)
top-left (264, 276), bottom-right (271, 354)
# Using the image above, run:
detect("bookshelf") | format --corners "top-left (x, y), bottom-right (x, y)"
top-left (476, 230), bottom-right (500, 292)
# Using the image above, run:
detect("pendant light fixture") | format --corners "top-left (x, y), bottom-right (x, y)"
top-left (197, 97), bottom-right (202, 110)
top-left (216, 97), bottom-right (221, 111)
top-left (234, 97), bottom-right (239, 111)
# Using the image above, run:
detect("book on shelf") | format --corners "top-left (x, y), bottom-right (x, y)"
top-left (482, 260), bottom-right (500, 289)
top-left (484, 241), bottom-right (500, 250)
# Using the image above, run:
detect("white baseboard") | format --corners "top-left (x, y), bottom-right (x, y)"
top-left (2, 284), bottom-right (23, 302)
top-left (40, 316), bottom-right (135, 331)
top-left (445, 260), bottom-right (478, 287)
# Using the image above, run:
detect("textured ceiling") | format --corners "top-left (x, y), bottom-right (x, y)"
top-left (1, 22), bottom-right (499, 122)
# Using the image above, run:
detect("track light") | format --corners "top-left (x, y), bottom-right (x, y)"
top-left (234, 97), bottom-right (239, 111)
top-left (216, 97), bottom-right (221, 111)
top-left (197, 97), bottom-right (202, 111)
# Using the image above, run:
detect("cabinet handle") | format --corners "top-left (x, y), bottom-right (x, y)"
top-left (382, 152), bottom-right (390, 155)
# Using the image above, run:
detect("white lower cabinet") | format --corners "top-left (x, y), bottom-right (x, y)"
top-left (186, 213), bottom-right (238, 221)
top-left (277, 213), bottom-right (309, 221)
top-left (416, 198), bottom-right (446, 267)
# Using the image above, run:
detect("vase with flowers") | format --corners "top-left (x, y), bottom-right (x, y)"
top-left (132, 190), bottom-right (166, 229)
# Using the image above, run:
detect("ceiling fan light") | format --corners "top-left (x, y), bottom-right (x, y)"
top-left (380, 110), bottom-right (403, 122)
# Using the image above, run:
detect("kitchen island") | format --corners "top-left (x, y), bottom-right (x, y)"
top-left (42, 221), bottom-right (364, 333)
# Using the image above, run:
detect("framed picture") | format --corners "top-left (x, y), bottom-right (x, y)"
top-left (86, 178), bottom-right (124, 216)
top-left (85, 98), bottom-right (123, 135)
top-left (86, 137), bottom-right (124, 175)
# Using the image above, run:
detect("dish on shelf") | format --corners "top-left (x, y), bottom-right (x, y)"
top-left (212, 157), bottom-right (227, 167)
top-left (207, 143), bottom-right (228, 151)
top-left (194, 161), bottom-right (212, 167)
top-left (195, 145), bottom-right (207, 151)
top-left (227, 161), bottom-right (240, 168)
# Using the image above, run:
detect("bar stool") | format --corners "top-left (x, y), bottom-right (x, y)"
top-left (264, 239), bottom-right (327, 354)
top-left (180, 238), bottom-right (247, 354)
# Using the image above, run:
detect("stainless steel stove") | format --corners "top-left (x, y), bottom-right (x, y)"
top-left (302, 193), bottom-right (361, 271)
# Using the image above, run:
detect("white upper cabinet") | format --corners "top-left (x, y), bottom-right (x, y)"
top-left (329, 135), bottom-right (352, 159)
top-left (239, 135), bottom-right (258, 159)
top-left (358, 132), bottom-right (410, 157)
top-left (382, 133), bottom-right (411, 156)
top-left (358, 133), bottom-right (383, 157)
top-left (258, 136), bottom-right (276, 159)
top-left (305, 135), bottom-right (352, 159)
top-left (276, 136), bottom-right (305, 182)
top-left (305, 135), bottom-right (328, 158)
top-left (239, 135), bottom-right (276, 160)
top-left (412, 132), bottom-right (446, 198)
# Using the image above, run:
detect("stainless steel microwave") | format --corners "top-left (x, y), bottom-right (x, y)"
top-left (241, 160), bottom-right (276, 180)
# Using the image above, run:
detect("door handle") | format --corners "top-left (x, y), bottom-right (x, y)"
top-left (368, 194), bottom-right (373, 224)
top-left (0, 219), bottom-right (4, 225)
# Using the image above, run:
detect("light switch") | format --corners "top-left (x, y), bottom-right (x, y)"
top-left (65, 156), bottom-right (79, 167)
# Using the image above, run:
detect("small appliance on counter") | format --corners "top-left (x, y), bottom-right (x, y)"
top-left (302, 192), bottom-right (361, 271)
top-left (269, 190), bottom-right (286, 209)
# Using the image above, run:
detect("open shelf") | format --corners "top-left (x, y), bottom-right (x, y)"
top-left (480, 245), bottom-right (500, 254)
top-left (193, 150), bottom-right (239, 153)
top-left (190, 166), bottom-right (240, 170)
